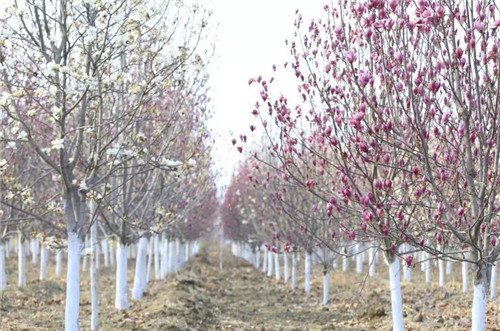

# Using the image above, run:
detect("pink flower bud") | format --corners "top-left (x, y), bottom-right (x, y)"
top-left (457, 206), bottom-right (465, 217)
top-left (456, 47), bottom-right (464, 59)
top-left (374, 179), bottom-right (383, 190)
top-left (346, 50), bottom-right (356, 63)
top-left (384, 179), bottom-right (392, 189)
top-left (360, 221), bottom-right (367, 232)
top-left (237, 146), bottom-right (243, 153)
top-left (405, 255), bottom-right (413, 266)
top-left (348, 230), bottom-right (356, 240)
top-left (491, 236), bottom-right (497, 247)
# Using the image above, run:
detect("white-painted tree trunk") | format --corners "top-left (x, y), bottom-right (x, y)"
top-left (56, 249), bottom-right (63, 276)
top-left (39, 245), bottom-right (49, 280)
top-left (31, 238), bottom-right (38, 265)
top-left (322, 270), bottom-right (329, 306)
top-left (18, 231), bottom-right (26, 287)
top-left (420, 251), bottom-right (425, 271)
top-left (342, 254), bottom-right (348, 272)
top-left (115, 242), bottom-right (128, 309)
top-left (403, 262), bottom-right (411, 281)
top-left (490, 262), bottom-right (497, 300)
top-left (95, 241), bottom-right (100, 269)
top-left (132, 237), bottom-right (148, 300)
top-left (262, 250), bottom-right (267, 273)
top-left (101, 239), bottom-right (109, 267)
top-left (0, 242), bottom-right (6, 290)
top-left (5, 239), bottom-right (10, 259)
top-left (462, 255), bottom-right (469, 293)
top-left (305, 252), bottom-right (312, 292)
top-left (90, 200), bottom-right (99, 331)
top-left (292, 252), bottom-right (297, 290)
top-left (109, 240), bottom-right (115, 266)
top-left (438, 259), bottom-right (445, 287)
top-left (160, 236), bottom-right (167, 278)
top-left (65, 232), bottom-right (83, 331)
top-left (153, 235), bottom-right (160, 280)
top-left (167, 240), bottom-right (175, 274)
top-left (146, 238), bottom-right (153, 283)
top-left (369, 247), bottom-right (376, 277)
top-left (446, 260), bottom-right (452, 275)
top-left (184, 241), bottom-right (190, 263)
top-left (471, 281), bottom-right (487, 331)
top-left (388, 257), bottom-right (405, 331)
top-left (274, 252), bottom-right (281, 281)
top-left (82, 236), bottom-right (89, 272)
top-left (356, 244), bottom-right (363, 274)
top-left (332, 254), bottom-right (338, 269)
top-left (424, 252), bottom-right (431, 283)
top-left (283, 251), bottom-right (289, 283)
top-left (255, 249), bottom-right (260, 269)
top-left (177, 241), bottom-right (185, 269)
top-left (267, 250), bottom-right (274, 277)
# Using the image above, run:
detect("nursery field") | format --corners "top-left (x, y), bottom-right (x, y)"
top-left (0, 241), bottom-right (499, 330)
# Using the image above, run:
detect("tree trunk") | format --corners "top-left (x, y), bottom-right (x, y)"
top-left (304, 251), bottom-right (312, 292)
top-left (462, 254), bottom-right (469, 293)
top-left (356, 243), bottom-right (363, 274)
top-left (65, 232), bottom-right (83, 331)
top-left (0, 242), bottom-right (6, 290)
top-left (82, 235), bottom-right (89, 272)
top-left (274, 252), bottom-right (281, 281)
top-left (425, 252), bottom-right (431, 283)
top-left (160, 236), bottom-right (167, 278)
top-left (31, 238), bottom-right (38, 265)
top-left (490, 262), bottom-right (497, 300)
top-left (101, 239), bottom-right (109, 267)
top-left (56, 249), bottom-right (63, 276)
top-left (283, 251), bottom-right (289, 283)
top-left (90, 200), bottom-right (98, 331)
top-left (292, 252), bottom-right (297, 290)
top-left (342, 254), bottom-right (348, 272)
top-left (471, 263), bottom-right (488, 331)
top-left (322, 269), bottom-right (329, 306)
top-left (167, 240), bottom-right (175, 274)
top-left (262, 249), bottom-right (267, 273)
top-left (154, 235), bottom-right (160, 280)
top-left (115, 241), bottom-right (128, 309)
top-left (446, 260), bottom-right (452, 275)
top-left (386, 253), bottom-right (404, 331)
top-left (109, 240), bottom-right (115, 266)
top-left (132, 237), bottom-right (148, 300)
top-left (369, 247), bottom-right (376, 277)
top-left (18, 230), bottom-right (26, 287)
top-left (255, 248), bottom-right (260, 269)
top-left (267, 250), bottom-right (274, 277)
top-left (39, 245), bottom-right (49, 280)
top-left (146, 237), bottom-right (153, 284)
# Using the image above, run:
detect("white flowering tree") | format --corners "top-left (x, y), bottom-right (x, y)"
top-left (0, 0), bottom-right (212, 329)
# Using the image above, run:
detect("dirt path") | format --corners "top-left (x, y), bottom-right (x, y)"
top-left (2, 240), bottom-right (500, 330)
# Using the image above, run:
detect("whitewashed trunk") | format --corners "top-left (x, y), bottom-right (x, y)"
top-left (462, 255), bottom-right (469, 293)
top-left (369, 247), bottom-right (376, 277)
top-left (283, 251), bottom-right (289, 283)
top-left (420, 251), bottom-right (425, 271)
top-left (82, 236), bottom-right (89, 272)
top-left (255, 249), bottom-right (260, 269)
top-left (404, 263), bottom-right (411, 281)
top-left (109, 240), bottom-right (115, 266)
top-left (95, 242), bottom-right (100, 269)
top-left (0, 242), bottom-right (6, 290)
top-left (471, 280), bottom-right (487, 331)
top-left (262, 250), bottom-right (268, 273)
top-left (65, 232), bottom-right (83, 331)
top-left (322, 270), bottom-right (329, 306)
top-left (332, 254), bottom-right (338, 269)
top-left (146, 238), bottom-right (153, 283)
top-left (18, 231), bottom-right (26, 287)
top-left (490, 262), bottom-right (497, 300)
top-left (388, 257), bottom-right (405, 331)
top-left (154, 235), bottom-right (160, 280)
top-left (292, 252), bottom-right (297, 290)
top-left (184, 242), bottom-right (190, 263)
top-left (177, 241), bottom-right (185, 269)
top-left (305, 252), bottom-right (312, 292)
top-left (425, 253), bottom-right (431, 283)
top-left (39, 245), bottom-right (49, 280)
top-left (446, 260), bottom-right (452, 275)
top-left (274, 252), bottom-right (281, 281)
top-left (132, 237), bottom-right (148, 300)
top-left (56, 249), bottom-right (63, 276)
top-left (90, 201), bottom-right (99, 331)
top-left (102, 239), bottom-right (109, 267)
top-left (115, 242), bottom-right (128, 309)
top-left (267, 250), bottom-right (274, 277)
top-left (438, 258), bottom-right (445, 287)
top-left (167, 240), bottom-right (175, 274)
top-left (356, 244), bottom-right (363, 274)
top-left (342, 255), bottom-right (348, 272)
top-left (5, 239), bottom-right (10, 259)
top-left (160, 237), bottom-right (167, 278)
top-left (31, 238), bottom-right (38, 265)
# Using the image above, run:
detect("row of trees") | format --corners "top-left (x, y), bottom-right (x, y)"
top-left (0, 0), bottom-right (217, 330)
top-left (223, 1), bottom-right (500, 330)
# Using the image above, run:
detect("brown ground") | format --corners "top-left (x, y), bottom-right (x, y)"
top-left (0, 241), bottom-right (499, 330)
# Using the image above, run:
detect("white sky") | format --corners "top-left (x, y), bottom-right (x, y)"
top-left (207, 0), bottom-right (324, 192)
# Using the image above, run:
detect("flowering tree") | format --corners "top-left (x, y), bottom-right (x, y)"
top-left (246, 1), bottom-right (500, 330)
top-left (0, 0), bottom-right (211, 329)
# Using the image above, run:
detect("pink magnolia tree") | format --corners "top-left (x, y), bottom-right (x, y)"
top-left (246, 1), bottom-right (500, 329)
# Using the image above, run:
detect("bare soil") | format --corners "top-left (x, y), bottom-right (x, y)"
top-left (0, 242), bottom-right (499, 330)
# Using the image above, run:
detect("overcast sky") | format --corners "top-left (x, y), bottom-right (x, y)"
top-left (208, 0), bottom-right (324, 192)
